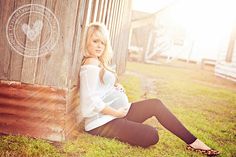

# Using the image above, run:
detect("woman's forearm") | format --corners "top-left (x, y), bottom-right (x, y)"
top-left (101, 106), bottom-right (125, 118)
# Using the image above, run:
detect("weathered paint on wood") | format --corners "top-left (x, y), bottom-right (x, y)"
top-left (0, 0), bottom-right (131, 87)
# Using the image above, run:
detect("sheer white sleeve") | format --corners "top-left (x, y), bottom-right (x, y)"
top-left (79, 67), bottom-right (106, 118)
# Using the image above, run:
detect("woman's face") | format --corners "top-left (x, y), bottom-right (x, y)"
top-left (87, 30), bottom-right (106, 58)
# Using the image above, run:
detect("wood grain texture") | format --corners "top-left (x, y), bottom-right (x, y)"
top-left (0, 0), bottom-right (13, 80)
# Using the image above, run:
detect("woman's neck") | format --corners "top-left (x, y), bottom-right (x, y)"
top-left (84, 56), bottom-right (98, 59)
top-left (83, 57), bottom-right (100, 66)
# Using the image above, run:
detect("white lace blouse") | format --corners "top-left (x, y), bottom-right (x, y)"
top-left (79, 64), bottom-right (131, 131)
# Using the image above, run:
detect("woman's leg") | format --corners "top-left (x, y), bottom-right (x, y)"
top-left (125, 98), bottom-right (197, 144)
top-left (88, 118), bottom-right (159, 148)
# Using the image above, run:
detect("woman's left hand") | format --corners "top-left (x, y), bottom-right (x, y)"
top-left (115, 83), bottom-right (125, 93)
top-left (117, 107), bottom-right (129, 117)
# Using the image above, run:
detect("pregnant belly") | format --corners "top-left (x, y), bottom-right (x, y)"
top-left (103, 87), bottom-right (130, 110)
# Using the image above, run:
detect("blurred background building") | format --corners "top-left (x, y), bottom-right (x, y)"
top-left (130, 0), bottom-right (236, 81)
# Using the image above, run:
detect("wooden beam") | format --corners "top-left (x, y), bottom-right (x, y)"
top-left (226, 24), bottom-right (236, 62)
top-left (131, 16), bottom-right (155, 29)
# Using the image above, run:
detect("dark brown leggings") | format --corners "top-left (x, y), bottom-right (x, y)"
top-left (87, 99), bottom-right (197, 148)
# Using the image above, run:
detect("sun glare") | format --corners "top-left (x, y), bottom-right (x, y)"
top-left (170, 0), bottom-right (236, 40)
top-left (132, 0), bottom-right (236, 59)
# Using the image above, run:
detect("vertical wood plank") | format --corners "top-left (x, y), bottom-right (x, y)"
top-left (111, 0), bottom-right (122, 61)
top-left (109, 0), bottom-right (118, 47)
top-left (118, 0), bottom-right (132, 73)
top-left (34, 0), bottom-right (53, 85)
top-left (34, 0), bottom-right (59, 86)
top-left (226, 25), bottom-right (236, 62)
top-left (21, 0), bottom-right (46, 84)
top-left (0, 0), bottom-right (15, 80)
top-left (96, 0), bottom-right (104, 22)
top-left (115, 0), bottom-right (126, 71)
top-left (85, 0), bottom-right (94, 25)
top-left (108, 0), bottom-right (116, 32)
top-left (77, 0), bottom-right (94, 62)
top-left (8, 0), bottom-right (31, 82)
top-left (106, 0), bottom-right (113, 36)
top-left (69, 0), bottom-right (87, 88)
top-left (43, 0), bottom-right (66, 87)
top-left (90, 0), bottom-right (99, 23)
top-left (100, 0), bottom-right (108, 23)
top-left (104, 0), bottom-right (112, 27)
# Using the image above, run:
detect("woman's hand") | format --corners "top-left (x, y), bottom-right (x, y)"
top-left (116, 108), bottom-right (128, 118)
top-left (101, 106), bottom-right (127, 118)
top-left (115, 83), bottom-right (126, 93)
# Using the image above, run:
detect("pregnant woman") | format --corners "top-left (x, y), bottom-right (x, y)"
top-left (79, 22), bottom-right (220, 156)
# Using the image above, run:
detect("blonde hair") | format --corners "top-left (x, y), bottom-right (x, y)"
top-left (81, 22), bottom-right (118, 84)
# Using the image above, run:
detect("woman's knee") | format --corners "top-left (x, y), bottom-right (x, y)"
top-left (150, 98), bottom-right (162, 104)
top-left (141, 127), bottom-right (159, 148)
top-left (149, 98), bottom-right (164, 109)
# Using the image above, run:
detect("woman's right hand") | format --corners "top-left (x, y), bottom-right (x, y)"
top-left (101, 106), bottom-right (128, 118)
top-left (116, 108), bottom-right (128, 118)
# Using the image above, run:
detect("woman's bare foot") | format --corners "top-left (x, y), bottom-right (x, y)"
top-left (189, 139), bottom-right (211, 150)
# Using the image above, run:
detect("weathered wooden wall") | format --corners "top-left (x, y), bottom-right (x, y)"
top-left (0, 0), bottom-right (132, 141)
top-left (0, 0), bottom-right (132, 88)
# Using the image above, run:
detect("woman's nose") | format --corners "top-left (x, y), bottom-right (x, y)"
top-left (98, 42), bottom-right (102, 47)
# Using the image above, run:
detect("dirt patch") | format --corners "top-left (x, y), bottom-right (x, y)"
top-left (125, 70), bottom-right (158, 98)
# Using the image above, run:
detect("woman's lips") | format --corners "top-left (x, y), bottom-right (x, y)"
top-left (96, 50), bottom-right (102, 53)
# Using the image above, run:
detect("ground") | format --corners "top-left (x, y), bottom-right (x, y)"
top-left (0, 61), bottom-right (235, 157)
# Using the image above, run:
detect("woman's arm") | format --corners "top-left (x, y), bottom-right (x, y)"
top-left (101, 106), bottom-right (127, 118)
top-left (114, 83), bottom-right (125, 92)
top-left (80, 68), bottom-right (107, 117)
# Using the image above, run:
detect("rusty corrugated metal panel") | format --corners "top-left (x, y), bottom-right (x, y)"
top-left (0, 80), bottom-right (67, 141)
top-left (65, 87), bottom-right (80, 139)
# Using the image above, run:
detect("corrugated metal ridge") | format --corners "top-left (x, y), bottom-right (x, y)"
top-left (0, 85), bottom-right (65, 102)
top-left (0, 114), bottom-right (63, 132)
top-left (0, 103), bottom-right (64, 121)
top-left (0, 95), bottom-right (65, 111)
top-left (0, 80), bottom-right (68, 93)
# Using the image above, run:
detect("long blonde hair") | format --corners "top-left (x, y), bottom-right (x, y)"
top-left (81, 22), bottom-right (118, 84)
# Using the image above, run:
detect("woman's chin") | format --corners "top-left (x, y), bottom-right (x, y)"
top-left (96, 52), bottom-right (103, 57)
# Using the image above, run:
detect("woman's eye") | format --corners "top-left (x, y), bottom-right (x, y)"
top-left (93, 39), bottom-right (105, 45)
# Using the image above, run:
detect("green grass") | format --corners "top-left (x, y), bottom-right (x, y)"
top-left (0, 61), bottom-right (235, 157)
top-left (0, 135), bottom-right (61, 157)
top-left (124, 61), bottom-right (236, 157)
